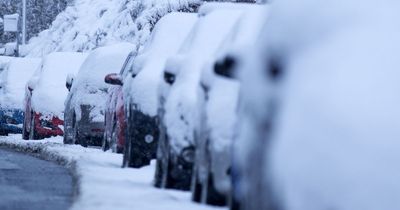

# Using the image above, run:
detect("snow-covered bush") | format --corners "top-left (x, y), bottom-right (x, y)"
top-left (24, 0), bottom-right (201, 57)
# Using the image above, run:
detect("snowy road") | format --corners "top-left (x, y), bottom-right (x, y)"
top-left (0, 135), bottom-right (225, 210)
top-left (0, 148), bottom-right (73, 210)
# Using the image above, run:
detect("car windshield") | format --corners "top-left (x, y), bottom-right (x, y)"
top-left (120, 53), bottom-right (136, 77)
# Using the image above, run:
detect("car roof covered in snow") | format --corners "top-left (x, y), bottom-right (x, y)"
top-left (198, 2), bottom-right (259, 16)
top-left (124, 12), bottom-right (197, 116)
top-left (67, 43), bottom-right (134, 122)
top-left (71, 43), bottom-right (134, 94)
top-left (0, 57), bottom-right (42, 109)
top-left (30, 52), bottom-right (88, 116)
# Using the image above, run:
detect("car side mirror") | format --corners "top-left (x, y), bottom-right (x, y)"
top-left (214, 56), bottom-right (236, 79)
top-left (105, 73), bottom-right (123, 86)
top-left (27, 80), bottom-right (35, 92)
top-left (164, 71), bottom-right (175, 85)
top-left (66, 74), bottom-right (75, 91)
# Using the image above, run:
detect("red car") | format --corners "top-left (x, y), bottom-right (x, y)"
top-left (103, 52), bottom-right (135, 153)
top-left (22, 52), bottom-right (87, 140)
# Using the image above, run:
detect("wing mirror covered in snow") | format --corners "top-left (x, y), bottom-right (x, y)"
top-left (66, 74), bottom-right (75, 91)
top-left (214, 56), bottom-right (236, 79)
top-left (105, 73), bottom-right (123, 86)
top-left (27, 79), bottom-right (36, 92)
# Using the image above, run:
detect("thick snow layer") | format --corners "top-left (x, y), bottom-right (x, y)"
top-left (68, 43), bottom-right (134, 122)
top-left (0, 56), bottom-right (14, 72)
top-left (203, 4), bottom-right (268, 152)
top-left (0, 135), bottom-right (225, 210)
top-left (247, 0), bottom-right (400, 209)
top-left (0, 58), bottom-right (42, 109)
top-left (123, 12), bottom-right (197, 117)
top-left (30, 52), bottom-right (87, 117)
top-left (164, 9), bottom-right (243, 152)
top-left (23, 0), bottom-right (200, 57)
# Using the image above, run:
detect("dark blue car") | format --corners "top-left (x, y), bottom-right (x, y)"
top-left (0, 109), bottom-right (24, 135)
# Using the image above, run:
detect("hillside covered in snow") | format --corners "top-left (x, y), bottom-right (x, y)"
top-left (23, 0), bottom-right (201, 57)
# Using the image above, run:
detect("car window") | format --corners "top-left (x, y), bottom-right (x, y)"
top-left (120, 53), bottom-right (136, 77)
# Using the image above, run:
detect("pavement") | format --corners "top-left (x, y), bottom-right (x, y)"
top-left (0, 147), bottom-right (73, 210)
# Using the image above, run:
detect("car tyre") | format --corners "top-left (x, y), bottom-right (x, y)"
top-left (204, 172), bottom-right (226, 206)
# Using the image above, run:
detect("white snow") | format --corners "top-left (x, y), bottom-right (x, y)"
top-left (68, 43), bottom-right (134, 122)
top-left (163, 8), bottom-right (242, 153)
top-left (30, 52), bottom-right (87, 118)
top-left (203, 4), bottom-right (268, 152)
top-left (0, 57), bottom-right (42, 109)
top-left (23, 0), bottom-right (200, 57)
top-left (123, 12), bottom-right (197, 117)
top-left (244, 0), bottom-right (400, 209)
top-left (0, 135), bottom-right (225, 210)
top-left (0, 56), bottom-right (15, 72)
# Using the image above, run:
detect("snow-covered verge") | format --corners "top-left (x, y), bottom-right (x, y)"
top-left (0, 135), bottom-right (225, 210)
top-left (23, 0), bottom-right (200, 57)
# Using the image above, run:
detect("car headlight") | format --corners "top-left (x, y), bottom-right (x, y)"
top-left (181, 147), bottom-right (195, 163)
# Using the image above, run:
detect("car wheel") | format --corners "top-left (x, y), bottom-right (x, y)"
top-left (122, 133), bottom-right (131, 168)
top-left (204, 172), bottom-right (226, 206)
top-left (22, 124), bottom-right (29, 140)
top-left (229, 193), bottom-right (241, 210)
top-left (191, 172), bottom-right (202, 203)
top-left (28, 117), bottom-right (38, 140)
top-left (101, 134), bottom-right (109, 151)
top-left (74, 124), bottom-right (87, 147)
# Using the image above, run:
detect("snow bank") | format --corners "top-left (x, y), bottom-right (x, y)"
top-left (68, 43), bottom-right (134, 122)
top-left (0, 57), bottom-right (42, 109)
top-left (0, 135), bottom-right (225, 210)
top-left (24, 0), bottom-right (200, 57)
top-left (124, 12), bottom-right (197, 117)
top-left (31, 52), bottom-right (87, 117)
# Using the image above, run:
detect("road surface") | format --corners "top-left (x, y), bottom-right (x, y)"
top-left (0, 148), bottom-right (73, 210)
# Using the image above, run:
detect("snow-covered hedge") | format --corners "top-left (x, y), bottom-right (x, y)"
top-left (23, 0), bottom-right (201, 57)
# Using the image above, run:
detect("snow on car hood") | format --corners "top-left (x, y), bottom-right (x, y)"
top-left (123, 12), bottom-right (197, 117)
top-left (31, 52), bottom-right (88, 118)
top-left (68, 43), bottom-right (134, 122)
top-left (0, 58), bottom-right (41, 109)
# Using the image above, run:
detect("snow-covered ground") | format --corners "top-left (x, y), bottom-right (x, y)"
top-left (0, 135), bottom-right (225, 210)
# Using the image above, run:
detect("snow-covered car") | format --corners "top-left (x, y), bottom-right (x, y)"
top-left (103, 52), bottom-right (136, 153)
top-left (64, 43), bottom-right (134, 146)
top-left (120, 12), bottom-right (198, 168)
top-left (191, 4), bottom-right (268, 206)
top-left (234, 0), bottom-right (400, 210)
top-left (0, 57), bottom-right (41, 136)
top-left (23, 52), bottom-right (87, 140)
top-left (154, 8), bottom-right (243, 191)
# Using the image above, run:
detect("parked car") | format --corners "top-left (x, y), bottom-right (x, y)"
top-left (23, 52), bottom-right (87, 140)
top-left (0, 57), bottom-right (41, 135)
top-left (233, 0), bottom-right (400, 210)
top-left (154, 8), bottom-right (243, 191)
top-left (191, 4), bottom-right (268, 206)
top-left (102, 51), bottom-right (136, 153)
top-left (64, 43), bottom-right (134, 146)
top-left (120, 12), bottom-right (198, 168)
